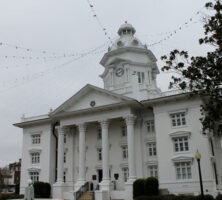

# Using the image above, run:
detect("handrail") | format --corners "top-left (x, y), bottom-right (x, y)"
top-left (74, 182), bottom-right (89, 200)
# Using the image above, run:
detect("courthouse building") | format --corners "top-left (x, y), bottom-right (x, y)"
top-left (14, 23), bottom-right (222, 200)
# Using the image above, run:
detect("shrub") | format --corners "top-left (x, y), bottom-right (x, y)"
top-left (0, 193), bottom-right (24, 200)
top-left (33, 181), bottom-right (51, 198)
top-left (216, 194), bottom-right (222, 200)
top-left (144, 177), bottom-right (159, 196)
top-left (135, 196), bottom-right (163, 200)
top-left (133, 179), bottom-right (145, 198)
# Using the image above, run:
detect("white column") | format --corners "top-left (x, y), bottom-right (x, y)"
top-left (57, 126), bottom-right (65, 183)
top-left (125, 115), bottom-right (136, 181)
top-left (78, 123), bottom-right (87, 183)
top-left (100, 120), bottom-right (110, 182)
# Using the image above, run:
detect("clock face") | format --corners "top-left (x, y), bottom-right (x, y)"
top-left (115, 68), bottom-right (124, 77)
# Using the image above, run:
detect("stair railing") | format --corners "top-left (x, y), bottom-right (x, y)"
top-left (74, 182), bottom-right (89, 200)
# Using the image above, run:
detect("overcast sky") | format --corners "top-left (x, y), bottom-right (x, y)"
top-left (0, 0), bottom-right (211, 166)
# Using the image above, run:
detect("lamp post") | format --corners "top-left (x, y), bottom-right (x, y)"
top-left (195, 150), bottom-right (204, 200)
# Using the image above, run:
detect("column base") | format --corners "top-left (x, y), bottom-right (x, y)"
top-left (99, 179), bottom-right (111, 191)
top-left (52, 182), bottom-right (66, 199)
top-left (125, 177), bottom-right (136, 200)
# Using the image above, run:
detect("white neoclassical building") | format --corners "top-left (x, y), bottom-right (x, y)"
top-left (14, 23), bottom-right (222, 200)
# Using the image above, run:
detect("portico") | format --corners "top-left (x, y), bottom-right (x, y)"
top-left (53, 111), bottom-right (137, 199)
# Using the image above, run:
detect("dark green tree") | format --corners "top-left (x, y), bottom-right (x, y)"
top-left (161, 0), bottom-right (222, 134)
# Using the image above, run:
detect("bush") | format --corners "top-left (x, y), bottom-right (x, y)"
top-left (144, 177), bottom-right (159, 196)
top-left (33, 181), bottom-right (51, 198)
top-left (0, 193), bottom-right (24, 200)
top-left (135, 196), bottom-right (162, 200)
top-left (216, 194), bottom-right (222, 200)
top-left (133, 179), bottom-right (145, 198)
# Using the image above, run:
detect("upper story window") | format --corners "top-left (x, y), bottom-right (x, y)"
top-left (97, 128), bottom-right (102, 140)
top-left (170, 112), bottom-right (186, 127)
top-left (134, 71), bottom-right (145, 84)
top-left (64, 134), bottom-right (67, 144)
top-left (122, 167), bottom-right (129, 182)
top-left (122, 125), bottom-right (127, 137)
top-left (63, 171), bottom-right (66, 182)
top-left (175, 162), bottom-right (192, 180)
top-left (97, 148), bottom-right (102, 161)
top-left (173, 137), bottom-right (189, 152)
top-left (64, 152), bottom-right (66, 163)
top-left (147, 143), bottom-right (157, 157)
top-left (31, 152), bottom-right (40, 164)
top-left (29, 172), bottom-right (39, 182)
top-left (147, 120), bottom-right (155, 133)
top-left (148, 165), bottom-right (158, 178)
top-left (32, 134), bottom-right (41, 145)
top-left (122, 146), bottom-right (128, 159)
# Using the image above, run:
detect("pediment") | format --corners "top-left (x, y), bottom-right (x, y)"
top-left (171, 154), bottom-right (194, 163)
top-left (50, 84), bottom-right (134, 116)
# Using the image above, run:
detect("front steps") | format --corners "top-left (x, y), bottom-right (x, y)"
top-left (79, 191), bottom-right (94, 200)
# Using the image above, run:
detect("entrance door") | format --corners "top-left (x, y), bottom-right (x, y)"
top-left (98, 169), bottom-right (103, 183)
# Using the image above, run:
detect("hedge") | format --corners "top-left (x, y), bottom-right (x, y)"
top-left (33, 181), bottom-right (51, 198)
top-left (0, 193), bottom-right (24, 200)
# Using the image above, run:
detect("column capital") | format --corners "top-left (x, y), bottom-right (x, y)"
top-left (57, 126), bottom-right (66, 135)
top-left (77, 123), bottom-right (87, 132)
top-left (99, 119), bottom-right (110, 129)
top-left (124, 115), bottom-right (136, 126)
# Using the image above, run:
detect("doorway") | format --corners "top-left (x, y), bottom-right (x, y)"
top-left (97, 169), bottom-right (103, 183)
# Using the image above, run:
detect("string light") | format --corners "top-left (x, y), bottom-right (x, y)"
top-left (86, 0), bottom-right (113, 44)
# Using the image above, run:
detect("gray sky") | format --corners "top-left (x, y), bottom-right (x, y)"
top-left (0, 0), bottom-right (210, 166)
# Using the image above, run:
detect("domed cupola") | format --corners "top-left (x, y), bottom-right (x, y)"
top-left (100, 23), bottom-right (161, 101)
top-left (109, 22), bottom-right (146, 51)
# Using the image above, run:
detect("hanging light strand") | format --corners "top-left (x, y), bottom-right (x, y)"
top-left (86, 0), bottom-right (113, 45)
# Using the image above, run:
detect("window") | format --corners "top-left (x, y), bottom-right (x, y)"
top-left (175, 162), bottom-right (192, 180)
top-left (122, 167), bottom-right (129, 182)
top-left (147, 143), bottom-right (157, 156)
top-left (147, 120), bottom-right (155, 133)
top-left (173, 137), bottom-right (189, 152)
top-left (64, 152), bottom-right (66, 163)
top-left (97, 128), bottom-right (102, 140)
top-left (32, 134), bottom-right (40, 144)
top-left (63, 171), bottom-right (66, 182)
top-left (31, 152), bottom-right (40, 164)
top-left (97, 148), bottom-right (102, 161)
top-left (122, 125), bottom-right (127, 137)
top-left (170, 112), bottom-right (186, 127)
top-left (122, 146), bottom-right (128, 159)
top-left (29, 172), bottom-right (39, 182)
top-left (135, 71), bottom-right (145, 84)
top-left (64, 134), bottom-right (67, 143)
top-left (148, 165), bottom-right (158, 178)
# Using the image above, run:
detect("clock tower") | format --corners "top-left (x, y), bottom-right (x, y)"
top-left (100, 23), bottom-right (161, 101)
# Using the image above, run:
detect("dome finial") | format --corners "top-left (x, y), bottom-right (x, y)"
top-left (125, 20), bottom-right (128, 24)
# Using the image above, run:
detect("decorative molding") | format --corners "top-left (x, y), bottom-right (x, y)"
top-left (146, 160), bottom-right (158, 165)
top-left (168, 108), bottom-right (188, 115)
top-left (28, 148), bottom-right (42, 153)
top-left (99, 119), bottom-right (110, 129)
top-left (77, 123), bottom-right (87, 133)
top-left (27, 167), bottom-right (41, 172)
top-left (171, 154), bottom-right (194, 163)
top-left (169, 131), bottom-right (191, 139)
top-left (29, 131), bottom-right (42, 136)
top-left (124, 114), bottom-right (136, 126)
top-left (120, 163), bottom-right (128, 168)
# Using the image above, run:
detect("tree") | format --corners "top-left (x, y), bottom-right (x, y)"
top-left (161, 0), bottom-right (222, 134)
